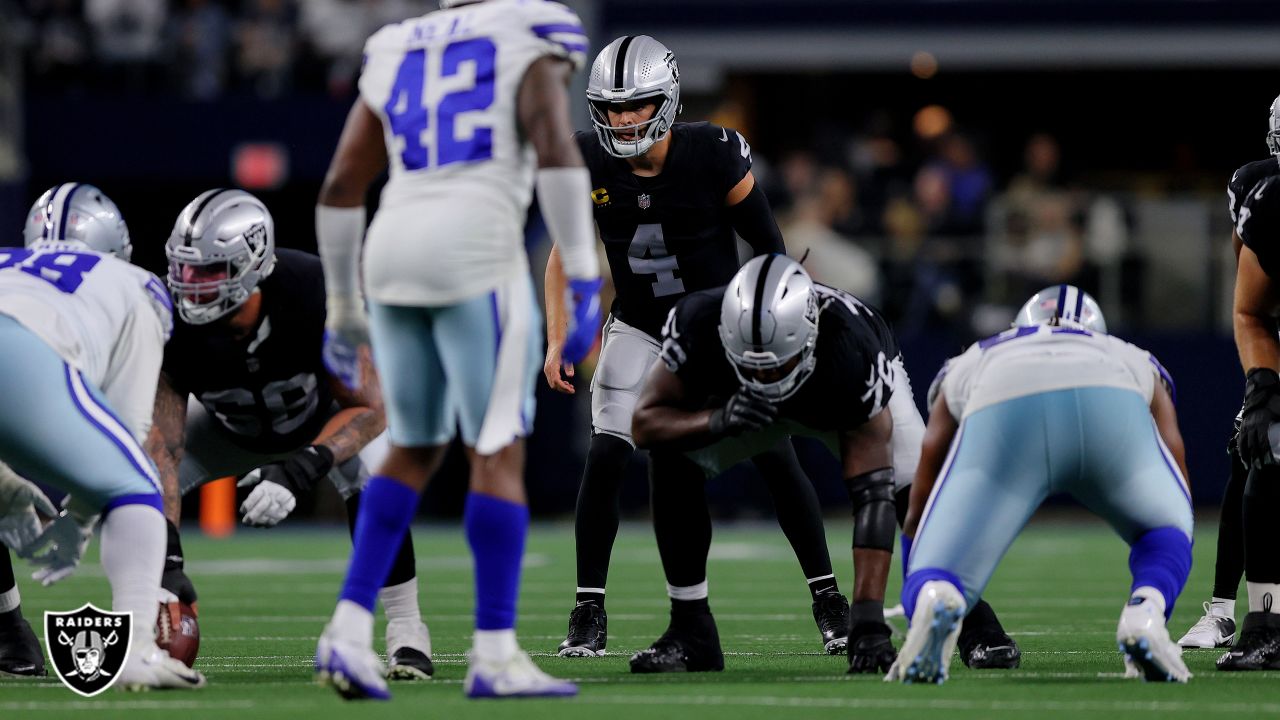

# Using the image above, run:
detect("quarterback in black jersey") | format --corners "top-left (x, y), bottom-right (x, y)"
top-left (1177, 95), bottom-right (1280, 653)
top-left (629, 255), bottom-right (1018, 674)
top-left (544, 35), bottom-right (846, 658)
top-left (145, 189), bottom-right (432, 679)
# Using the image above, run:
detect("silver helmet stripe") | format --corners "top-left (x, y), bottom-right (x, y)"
top-left (613, 35), bottom-right (635, 91)
top-left (44, 182), bottom-right (81, 239)
top-left (752, 254), bottom-right (779, 349)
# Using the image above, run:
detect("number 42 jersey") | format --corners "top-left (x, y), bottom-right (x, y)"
top-left (358, 0), bottom-right (588, 306)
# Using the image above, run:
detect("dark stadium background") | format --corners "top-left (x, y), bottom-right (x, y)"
top-left (1, 0), bottom-right (1270, 521)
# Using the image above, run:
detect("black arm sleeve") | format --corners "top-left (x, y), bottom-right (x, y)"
top-left (728, 181), bottom-right (786, 256)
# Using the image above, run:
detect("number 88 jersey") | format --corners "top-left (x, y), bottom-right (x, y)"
top-left (358, 0), bottom-right (588, 306)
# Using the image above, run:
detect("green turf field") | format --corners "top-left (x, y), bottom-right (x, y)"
top-left (1, 518), bottom-right (1276, 718)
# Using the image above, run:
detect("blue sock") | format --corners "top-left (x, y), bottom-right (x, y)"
top-left (1129, 526), bottom-right (1192, 621)
top-left (339, 476), bottom-right (420, 612)
top-left (465, 492), bottom-right (529, 630)
top-left (902, 567), bottom-right (965, 620)
top-left (900, 534), bottom-right (913, 582)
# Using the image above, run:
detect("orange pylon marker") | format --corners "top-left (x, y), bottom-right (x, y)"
top-left (200, 476), bottom-right (236, 538)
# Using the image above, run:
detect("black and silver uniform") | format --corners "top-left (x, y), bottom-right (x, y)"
top-left (163, 248), bottom-right (331, 454)
top-left (577, 121), bottom-right (755, 338)
top-left (1229, 156), bottom-right (1280, 230)
top-left (658, 284), bottom-right (900, 432)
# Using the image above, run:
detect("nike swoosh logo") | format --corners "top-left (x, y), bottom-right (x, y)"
top-left (719, 128), bottom-right (728, 142)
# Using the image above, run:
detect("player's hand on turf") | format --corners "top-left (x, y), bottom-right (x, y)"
top-left (323, 297), bottom-right (371, 392)
top-left (562, 277), bottom-right (603, 365)
top-left (0, 464), bottom-right (58, 554)
top-left (24, 512), bottom-right (96, 586)
top-left (1239, 368), bottom-right (1280, 467)
top-left (544, 342), bottom-right (576, 394)
top-left (709, 387), bottom-right (777, 436)
top-left (847, 622), bottom-right (897, 674)
top-left (238, 446), bottom-right (334, 527)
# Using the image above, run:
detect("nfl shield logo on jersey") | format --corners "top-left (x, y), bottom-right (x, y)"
top-left (45, 604), bottom-right (133, 696)
top-left (638, 193), bottom-right (651, 210)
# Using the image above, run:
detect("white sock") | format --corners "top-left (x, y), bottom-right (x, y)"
top-left (0, 586), bottom-right (19, 614)
top-left (1131, 585), bottom-right (1168, 617)
top-left (1246, 582), bottom-right (1280, 614)
top-left (1210, 597), bottom-right (1236, 618)
top-left (99, 503), bottom-right (165, 649)
top-left (378, 578), bottom-right (422, 624)
top-left (473, 628), bottom-right (517, 664)
top-left (666, 580), bottom-right (709, 601)
top-left (330, 599), bottom-right (374, 645)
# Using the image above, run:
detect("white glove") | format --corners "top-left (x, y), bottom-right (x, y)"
top-left (25, 511), bottom-right (96, 586)
top-left (237, 469), bottom-right (298, 527)
top-left (0, 464), bottom-right (57, 554)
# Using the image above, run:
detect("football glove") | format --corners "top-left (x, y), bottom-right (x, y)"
top-left (323, 296), bottom-right (370, 392)
top-left (847, 621), bottom-right (897, 674)
top-left (0, 464), bottom-right (57, 554)
top-left (1239, 368), bottom-right (1280, 468)
top-left (562, 277), bottom-right (603, 364)
top-left (238, 446), bottom-right (334, 527)
top-left (708, 387), bottom-right (777, 437)
top-left (25, 510), bottom-right (96, 586)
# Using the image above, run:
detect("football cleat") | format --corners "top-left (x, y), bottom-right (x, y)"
top-left (958, 600), bottom-right (1021, 669)
top-left (812, 592), bottom-right (850, 655)
top-left (316, 632), bottom-right (390, 701)
top-left (1177, 602), bottom-right (1237, 649)
top-left (464, 650), bottom-right (577, 698)
top-left (630, 613), bottom-right (724, 673)
top-left (1216, 611), bottom-right (1280, 671)
top-left (0, 611), bottom-right (46, 677)
top-left (847, 621), bottom-right (897, 674)
top-left (385, 619), bottom-right (433, 680)
top-left (885, 581), bottom-right (965, 684)
top-left (118, 644), bottom-right (207, 691)
top-left (1116, 595), bottom-right (1191, 682)
top-left (557, 602), bottom-right (607, 657)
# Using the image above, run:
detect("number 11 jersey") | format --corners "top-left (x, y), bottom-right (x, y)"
top-left (358, 0), bottom-right (588, 306)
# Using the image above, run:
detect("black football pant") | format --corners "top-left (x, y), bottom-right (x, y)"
top-left (1211, 440), bottom-right (1248, 599)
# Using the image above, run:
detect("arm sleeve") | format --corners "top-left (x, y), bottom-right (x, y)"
top-left (728, 181), bottom-right (785, 256)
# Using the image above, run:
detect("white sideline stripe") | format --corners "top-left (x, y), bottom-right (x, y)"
top-left (574, 695), bottom-right (1280, 714)
top-left (0, 701), bottom-right (256, 711)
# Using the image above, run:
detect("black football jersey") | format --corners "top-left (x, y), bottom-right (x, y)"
top-left (658, 283), bottom-right (900, 432)
top-left (163, 248), bottom-right (331, 454)
top-left (577, 121), bottom-right (754, 338)
top-left (1229, 156), bottom-right (1280, 229)
top-left (1239, 175), bottom-right (1280, 278)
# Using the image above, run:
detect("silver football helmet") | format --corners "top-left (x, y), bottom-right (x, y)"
top-left (720, 255), bottom-right (819, 401)
top-left (23, 183), bottom-right (132, 261)
top-left (1014, 284), bottom-right (1107, 333)
top-left (587, 35), bottom-right (681, 158)
top-left (165, 189), bottom-right (276, 325)
top-left (1268, 94), bottom-right (1280, 156)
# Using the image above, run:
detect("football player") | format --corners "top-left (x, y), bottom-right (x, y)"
top-left (544, 35), bottom-right (849, 658)
top-left (891, 286), bottom-right (1192, 684)
top-left (1177, 94), bottom-right (1280, 650)
top-left (147, 189), bottom-right (433, 680)
top-left (0, 184), bottom-right (205, 689)
top-left (1220, 174), bottom-right (1280, 670)
top-left (313, 0), bottom-right (602, 700)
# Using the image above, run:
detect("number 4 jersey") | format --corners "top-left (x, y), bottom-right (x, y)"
top-left (358, 0), bottom-right (588, 306)
top-left (0, 241), bottom-right (173, 441)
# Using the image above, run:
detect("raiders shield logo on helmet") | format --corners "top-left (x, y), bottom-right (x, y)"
top-left (44, 604), bottom-right (133, 696)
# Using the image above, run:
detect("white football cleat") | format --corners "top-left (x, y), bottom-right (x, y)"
top-left (464, 650), bottom-right (577, 699)
top-left (1176, 602), bottom-right (1236, 649)
top-left (118, 643), bottom-right (206, 691)
top-left (316, 630), bottom-right (390, 700)
top-left (1116, 596), bottom-right (1191, 683)
top-left (885, 581), bottom-right (966, 685)
top-left (385, 619), bottom-right (434, 680)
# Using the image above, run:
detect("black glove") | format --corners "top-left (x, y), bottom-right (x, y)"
top-left (161, 519), bottom-right (197, 606)
top-left (847, 621), bottom-right (897, 674)
top-left (257, 445), bottom-right (336, 496)
top-left (708, 388), bottom-right (777, 437)
top-left (1239, 368), bottom-right (1280, 468)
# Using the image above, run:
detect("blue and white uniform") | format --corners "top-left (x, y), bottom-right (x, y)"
top-left (0, 241), bottom-right (172, 510)
top-left (907, 323), bottom-right (1193, 611)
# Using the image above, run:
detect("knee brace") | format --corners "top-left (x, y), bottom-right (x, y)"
top-left (846, 467), bottom-right (896, 552)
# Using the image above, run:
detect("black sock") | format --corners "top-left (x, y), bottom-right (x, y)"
top-left (575, 591), bottom-right (605, 607)
top-left (755, 440), bottom-right (835, 585)
top-left (959, 599), bottom-right (1006, 642)
top-left (1213, 450), bottom-right (1247, 599)
top-left (894, 486), bottom-right (910, 529)
top-left (651, 451), bottom-right (711, 589)
top-left (345, 493), bottom-right (418, 587)
top-left (671, 597), bottom-right (711, 618)
top-left (0, 547), bottom-right (17, 624)
top-left (573, 433), bottom-right (633, 602)
top-left (849, 599), bottom-right (885, 627)
top-left (807, 577), bottom-right (840, 599)
top-left (1244, 465), bottom-right (1280, 583)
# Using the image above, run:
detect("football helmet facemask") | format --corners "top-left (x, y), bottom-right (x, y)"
top-left (165, 189), bottom-right (276, 325)
top-left (1014, 284), bottom-right (1107, 334)
top-left (24, 183), bottom-right (132, 261)
top-left (587, 35), bottom-right (681, 158)
top-left (720, 255), bottom-right (819, 402)
top-left (1269, 94), bottom-right (1280, 157)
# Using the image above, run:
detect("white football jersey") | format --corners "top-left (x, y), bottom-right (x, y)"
top-left (938, 324), bottom-right (1168, 420)
top-left (0, 241), bottom-right (173, 441)
top-left (358, 0), bottom-right (588, 305)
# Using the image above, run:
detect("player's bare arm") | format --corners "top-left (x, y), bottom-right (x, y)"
top-left (904, 394), bottom-right (959, 537)
top-left (838, 407), bottom-right (895, 604)
top-left (318, 346), bottom-right (386, 464)
top-left (631, 362), bottom-right (720, 450)
top-left (1150, 381), bottom-right (1189, 484)
top-left (145, 372), bottom-right (188, 526)
top-left (319, 100), bottom-right (388, 208)
top-left (543, 244), bottom-right (575, 393)
top-left (1234, 244), bottom-right (1280, 373)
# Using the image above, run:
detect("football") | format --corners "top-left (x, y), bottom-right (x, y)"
top-left (156, 600), bottom-right (200, 668)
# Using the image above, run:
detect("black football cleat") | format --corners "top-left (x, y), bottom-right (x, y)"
top-left (847, 621), bottom-right (897, 674)
top-left (812, 592), bottom-right (850, 655)
top-left (388, 647), bottom-right (435, 680)
top-left (557, 602), bottom-right (608, 657)
top-left (1217, 612), bottom-right (1280, 671)
top-left (630, 613), bottom-right (724, 673)
top-left (0, 610), bottom-right (46, 677)
top-left (958, 599), bottom-right (1021, 669)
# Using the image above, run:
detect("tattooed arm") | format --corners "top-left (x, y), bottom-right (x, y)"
top-left (145, 372), bottom-right (189, 526)
top-left (318, 346), bottom-right (386, 463)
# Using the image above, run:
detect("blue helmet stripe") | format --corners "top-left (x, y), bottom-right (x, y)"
top-left (1073, 285), bottom-right (1084, 320)
top-left (1055, 284), bottom-right (1067, 318)
top-left (57, 183), bottom-right (82, 241)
